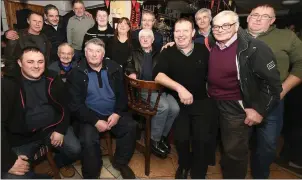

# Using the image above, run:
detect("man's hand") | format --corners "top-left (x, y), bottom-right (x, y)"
top-left (107, 113), bottom-right (120, 129)
top-left (50, 132), bottom-right (64, 147)
top-left (8, 155), bottom-right (29, 175)
top-left (5, 30), bottom-right (19, 40)
top-left (95, 120), bottom-right (109, 132)
top-left (161, 42), bottom-right (175, 52)
top-left (129, 73), bottom-right (137, 79)
top-left (244, 108), bottom-right (263, 126)
top-left (176, 86), bottom-right (193, 105)
top-left (84, 11), bottom-right (93, 18)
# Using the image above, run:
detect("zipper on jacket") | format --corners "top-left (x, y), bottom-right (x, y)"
top-left (43, 77), bottom-right (65, 131)
top-left (237, 45), bottom-right (248, 93)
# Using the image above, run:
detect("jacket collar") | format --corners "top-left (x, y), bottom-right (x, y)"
top-left (77, 58), bottom-right (119, 76)
top-left (237, 27), bottom-right (252, 53)
top-left (133, 45), bottom-right (158, 57)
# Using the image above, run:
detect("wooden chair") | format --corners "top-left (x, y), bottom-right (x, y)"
top-left (101, 131), bottom-right (114, 162)
top-left (33, 145), bottom-right (61, 179)
top-left (124, 75), bottom-right (163, 176)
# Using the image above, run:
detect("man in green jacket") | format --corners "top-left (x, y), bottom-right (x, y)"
top-left (246, 4), bottom-right (302, 179)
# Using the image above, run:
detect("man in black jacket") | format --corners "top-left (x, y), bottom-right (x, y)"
top-left (1, 47), bottom-right (81, 179)
top-left (207, 11), bottom-right (282, 178)
top-left (66, 38), bottom-right (136, 179)
top-left (126, 29), bottom-right (179, 159)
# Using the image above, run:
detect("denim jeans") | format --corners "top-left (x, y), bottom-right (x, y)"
top-left (142, 92), bottom-right (179, 141)
top-left (250, 100), bottom-right (284, 178)
top-left (1, 127), bottom-right (81, 179)
top-left (79, 114), bottom-right (137, 178)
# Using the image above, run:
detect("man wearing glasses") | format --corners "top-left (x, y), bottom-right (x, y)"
top-left (208, 10), bottom-right (282, 178)
top-left (246, 4), bottom-right (302, 178)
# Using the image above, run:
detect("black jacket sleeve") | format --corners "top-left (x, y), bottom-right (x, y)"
top-left (1, 78), bottom-right (18, 172)
top-left (66, 69), bottom-right (99, 125)
top-left (125, 53), bottom-right (136, 75)
top-left (251, 41), bottom-right (282, 117)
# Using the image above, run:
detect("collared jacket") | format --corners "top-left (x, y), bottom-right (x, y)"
top-left (66, 58), bottom-right (127, 126)
top-left (43, 17), bottom-right (67, 62)
top-left (125, 47), bottom-right (159, 77)
top-left (210, 28), bottom-right (282, 118)
top-left (1, 68), bottom-right (69, 172)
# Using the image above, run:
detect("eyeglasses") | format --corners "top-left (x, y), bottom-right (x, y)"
top-left (212, 22), bottom-right (236, 31)
top-left (250, 13), bottom-right (274, 20)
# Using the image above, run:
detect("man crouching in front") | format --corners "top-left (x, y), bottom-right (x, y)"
top-left (66, 38), bottom-right (137, 179)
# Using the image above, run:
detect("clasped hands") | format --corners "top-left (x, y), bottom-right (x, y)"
top-left (95, 113), bottom-right (120, 132)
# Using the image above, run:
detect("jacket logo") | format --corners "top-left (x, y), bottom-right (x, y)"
top-left (267, 61), bottom-right (275, 70)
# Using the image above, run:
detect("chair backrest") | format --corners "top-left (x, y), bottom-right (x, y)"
top-left (124, 74), bottom-right (163, 116)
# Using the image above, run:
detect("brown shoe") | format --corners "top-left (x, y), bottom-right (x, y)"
top-left (60, 166), bottom-right (75, 178)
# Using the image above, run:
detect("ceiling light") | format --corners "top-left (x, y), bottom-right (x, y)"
top-left (282, 0), bottom-right (300, 5)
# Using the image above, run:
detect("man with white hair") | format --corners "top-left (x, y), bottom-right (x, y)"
top-left (132, 11), bottom-right (163, 52)
top-left (154, 18), bottom-right (218, 179)
top-left (246, 4), bottom-right (302, 178)
top-left (207, 10), bottom-right (282, 178)
top-left (126, 29), bottom-right (179, 159)
top-left (67, 38), bottom-right (136, 179)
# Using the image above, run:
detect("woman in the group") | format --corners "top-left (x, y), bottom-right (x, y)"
top-left (106, 17), bottom-right (132, 70)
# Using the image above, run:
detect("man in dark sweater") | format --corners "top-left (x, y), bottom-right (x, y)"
top-left (207, 11), bottom-right (282, 178)
top-left (153, 18), bottom-right (218, 179)
top-left (1, 47), bottom-right (81, 179)
top-left (67, 38), bottom-right (136, 179)
top-left (4, 12), bottom-right (51, 70)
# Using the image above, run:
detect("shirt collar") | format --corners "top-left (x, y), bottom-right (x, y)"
top-left (74, 15), bottom-right (86, 21)
top-left (87, 59), bottom-right (107, 73)
top-left (198, 26), bottom-right (211, 37)
top-left (216, 33), bottom-right (238, 50)
top-left (178, 43), bottom-right (194, 56)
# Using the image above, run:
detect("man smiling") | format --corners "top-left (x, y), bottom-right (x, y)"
top-left (208, 10), bottom-right (282, 178)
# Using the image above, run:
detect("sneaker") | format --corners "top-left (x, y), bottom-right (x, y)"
top-left (60, 165), bottom-right (75, 178)
top-left (112, 163), bottom-right (136, 179)
top-left (275, 157), bottom-right (302, 178)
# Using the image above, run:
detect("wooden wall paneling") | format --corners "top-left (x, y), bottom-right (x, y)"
top-left (4, 0), bottom-right (44, 29)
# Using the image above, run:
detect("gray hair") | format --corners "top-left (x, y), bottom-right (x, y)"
top-left (138, 29), bottom-right (154, 40)
top-left (84, 38), bottom-right (105, 51)
top-left (58, 43), bottom-right (74, 54)
top-left (195, 8), bottom-right (212, 21)
top-left (213, 10), bottom-right (239, 26)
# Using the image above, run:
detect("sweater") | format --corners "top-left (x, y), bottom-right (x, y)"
top-left (256, 25), bottom-right (302, 82)
top-left (67, 15), bottom-right (95, 50)
top-left (208, 40), bottom-right (242, 100)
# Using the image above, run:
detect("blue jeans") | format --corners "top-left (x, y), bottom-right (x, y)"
top-left (250, 100), bottom-right (284, 178)
top-left (142, 92), bottom-right (180, 141)
top-left (2, 127), bottom-right (81, 179)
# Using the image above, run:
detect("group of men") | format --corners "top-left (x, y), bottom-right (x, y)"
top-left (1, 0), bottom-right (302, 179)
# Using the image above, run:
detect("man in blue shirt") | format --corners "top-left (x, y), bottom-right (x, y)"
top-left (67, 38), bottom-right (137, 179)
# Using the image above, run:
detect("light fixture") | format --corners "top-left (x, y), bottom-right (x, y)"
top-left (282, 0), bottom-right (300, 5)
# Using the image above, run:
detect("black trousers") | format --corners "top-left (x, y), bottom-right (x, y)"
top-left (174, 98), bottom-right (218, 179)
top-left (79, 114), bottom-right (137, 178)
top-left (217, 100), bottom-right (249, 179)
top-left (281, 84), bottom-right (302, 165)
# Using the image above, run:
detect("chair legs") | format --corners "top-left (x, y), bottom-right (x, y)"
top-left (105, 132), bottom-right (114, 163)
top-left (46, 150), bottom-right (61, 179)
top-left (144, 116), bottom-right (151, 176)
